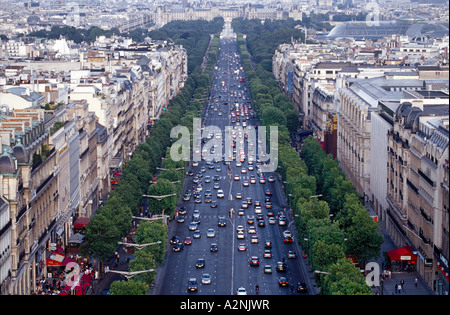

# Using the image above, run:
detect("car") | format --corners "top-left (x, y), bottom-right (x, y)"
top-left (284, 236), bottom-right (294, 244)
top-left (196, 258), bottom-right (205, 268)
top-left (235, 192), bottom-right (242, 199)
top-left (201, 273), bottom-right (211, 285)
top-left (248, 226), bottom-right (256, 234)
top-left (296, 282), bottom-right (307, 293)
top-left (236, 287), bottom-right (247, 295)
top-left (265, 202), bottom-right (272, 209)
top-left (241, 201), bottom-right (248, 209)
top-left (276, 261), bottom-right (287, 272)
top-left (210, 243), bottom-right (218, 252)
top-left (187, 278), bottom-right (198, 292)
top-left (218, 216), bottom-right (227, 227)
top-left (236, 225), bottom-right (244, 232)
top-left (193, 230), bottom-right (201, 239)
top-left (214, 175), bottom-right (221, 181)
top-left (172, 243), bottom-right (183, 252)
top-left (267, 209), bottom-right (274, 217)
top-left (178, 207), bottom-right (187, 215)
top-left (211, 201), bottom-right (218, 208)
top-left (268, 175), bottom-right (275, 183)
top-left (189, 222), bottom-right (198, 231)
top-left (205, 175), bottom-right (211, 183)
top-left (213, 182), bottom-right (220, 189)
top-left (184, 237), bottom-right (192, 245)
top-left (205, 189), bottom-right (212, 197)
top-left (193, 216), bottom-right (201, 225)
top-left (250, 176), bottom-right (256, 184)
top-left (247, 215), bottom-right (255, 224)
top-left (278, 277), bottom-right (289, 287)
top-left (264, 249), bottom-right (272, 258)
top-left (265, 240), bottom-right (272, 248)
top-left (207, 229), bottom-right (215, 238)
top-left (249, 256), bottom-right (260, 266)
top-left (238, 243), bottom-right (247, 251)
top-left (243, 181), bottom-right (249, 187)
top-left (237, 231), bottom-right (245, 239)
top-left (265, 190), bottom-right (272, 196)
top-left (246, 197), bottom-right (252, 205)
top-left (255, 206), bottom-right (262, 214)
top-left (177, 215), bottom-right (185, 223)
top-left (238, 208), bottom-right (245, 216)
top-left (283, 230), bottom-right (292, 238)
top-left (268, 217), bottom-right (276, 225)
top-left (259, 177), bottom-right (266, 184)
top-left (217, 190), bottom-right (224, 198)
top-left (205, 195), bottom-right (212, 203)
top-left (188, 170), bottom-right (194, 176)
top-left (264, 265), bottom-right (273, 274)
top-left (194, 197), bottom-right (202, 203)
top-left (256, 214), bottom-right (264, 220)
top-left (278, 218), bottom-right (286, 226)
top-left (234, 175), bottom-right (240, 181)
top-left (288, 250), bottom-right (297, 259)
top-left (251, 235), bottom-right (259, 244)
top-left (258, 219), bottom-right (265, 227)
top-left (170, 236), bottom-right (180, 245)
top-left (254, 201), bottom-right (261, 207)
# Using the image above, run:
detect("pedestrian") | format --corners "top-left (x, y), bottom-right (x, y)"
top-left (415, 278), bottom-right (418, 287)
top-left (394, 283), bottom-right (398, 294)
top-left (398, 284), bottom-right (402, 294)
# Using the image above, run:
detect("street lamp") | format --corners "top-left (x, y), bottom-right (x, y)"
top-left (117, 240), bottom-right (162, 250)
top-left (143, 193), bottom-right (177, 224)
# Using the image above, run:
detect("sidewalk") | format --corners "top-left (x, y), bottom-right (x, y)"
top-left (370, 229), bottom-right (434, 295)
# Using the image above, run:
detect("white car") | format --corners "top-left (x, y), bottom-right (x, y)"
top-left (202, 273), bottom-right (211, 285)
top-left (207, 229), bottom-right (215, 238)
top-left (283, 230), bottom-right (292, 238)
top-left (237, 231), bottom-right (245, 239)
top-left (237, 287), bottom-right (247, 295)
top-left (217, 190), bottom-right (224, 198)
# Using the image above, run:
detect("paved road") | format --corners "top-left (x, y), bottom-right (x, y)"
top-left (158, 33), bottom-right (314, 296)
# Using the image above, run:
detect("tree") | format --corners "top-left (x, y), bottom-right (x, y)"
top-left (135, 220), bottom-right (167, 264)
top-left (146, 178), bottom-right (177, 216)
top-left (262, 107), bottom-right (286, 127)
top-left (322, 258), bottom-right (373, 295)
top-left (311, 239), bottom-right (346, 273)
top-left (80, 213), bottom-right (121, 261)
top-left (110, 280), bottom-right (148, 295)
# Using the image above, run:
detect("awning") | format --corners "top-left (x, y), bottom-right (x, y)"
top-left (46, 251), bottom-right (66, 267)
top-left (68, 233), bottom-right (84, 244)
top-left (74, 217), bottom-right (90, 229)
top-left (387, 246), bottom-right (417, 262)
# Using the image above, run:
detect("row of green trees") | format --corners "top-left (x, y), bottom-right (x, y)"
top-left (79, 21), bottom-right (222, 294)
top-left (234, 19), bottom-right (382, 294)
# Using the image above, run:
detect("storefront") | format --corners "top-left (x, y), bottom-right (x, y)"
top-left (387, 246), bottom-right (417, 272)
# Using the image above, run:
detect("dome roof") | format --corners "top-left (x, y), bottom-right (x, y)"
top-left (13, 145), bottom-right (29, 164)
top-left (0, 154), bottom-right (17, 175)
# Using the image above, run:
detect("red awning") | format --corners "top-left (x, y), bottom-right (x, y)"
top-left (388, 246), bottom-right (417, 262)
top-left (74, 217), bottom-right (90, 228)
top-left (46, 251), bottom-right (66, 267)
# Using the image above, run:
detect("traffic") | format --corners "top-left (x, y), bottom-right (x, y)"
top-left (159, 32), bottom-right (310, 295)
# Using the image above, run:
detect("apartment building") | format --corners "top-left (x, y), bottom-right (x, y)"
top-left (383, 94), bottom-right (449, 293)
